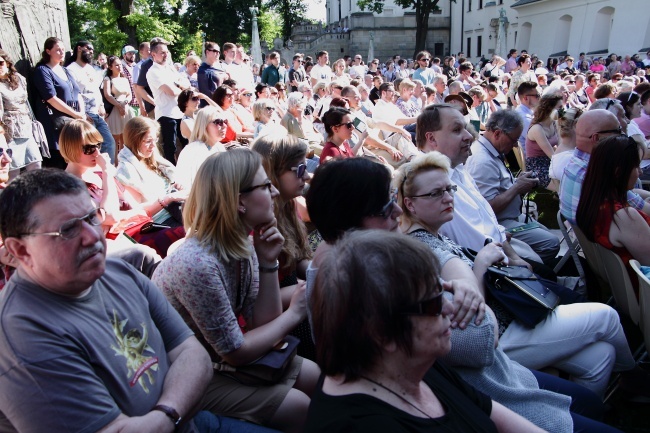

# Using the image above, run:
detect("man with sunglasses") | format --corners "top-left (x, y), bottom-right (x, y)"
top-left (466, 110), bottom-right (560, 265)
top-left (288, 54), bottom-right (306, 92)
top-left (412, 51), bottom-right (435, 86)
top-left (514, 81), bottom-right (540, 154)
top-left (197, 41), bottom-right (227, 107)
top-left (0, 169), bottom-right (219, 432)
top-left (560, 109), bottom-right (650, 224)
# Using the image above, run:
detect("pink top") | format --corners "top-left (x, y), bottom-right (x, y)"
top-left (525, 127), bottom-right (559, 158)
top-left (320, 140), bottom-right (354, 163)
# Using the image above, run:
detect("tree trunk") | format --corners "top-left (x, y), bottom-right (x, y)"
top-left (0, 0), bottom-right (70, 74)
top-left (413, 3), bottom-right (430, 58)
top-left (111, 0), bottom-right (136, 47)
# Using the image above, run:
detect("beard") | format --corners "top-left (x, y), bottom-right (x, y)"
top-left (80, 51), bottom-right (93, 64)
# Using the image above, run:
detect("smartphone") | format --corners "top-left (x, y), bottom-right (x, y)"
top-left (353, 117), bottom-right (367, 133)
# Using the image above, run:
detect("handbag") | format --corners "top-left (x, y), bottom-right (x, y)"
top-left (213, 335), bottom-right (300, 386)
top-left (26, 98), bottom-right (50, 158)
top-left (101, 77), bottom-right (114, 117)
top-left (485, 265), bottom-right (560, 328)
top-left (106, 214), bottom-right (155, 240)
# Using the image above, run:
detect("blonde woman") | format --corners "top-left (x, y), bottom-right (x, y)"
top-left (252, 99), bottom-right (283, 138)
top-left (331, 59), bottom-right (350, 86)
top-left (152, 149), bottom-right (319, 433)
top-left (175, 106), bottom-right (228, 189)
top-left (116, 117), bottom-right (187, 227)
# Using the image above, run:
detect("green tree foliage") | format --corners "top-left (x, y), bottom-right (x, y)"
top-left (265, 0), bottom-right (308, 41)
top-left (356, 0), bottom-right (452, 58)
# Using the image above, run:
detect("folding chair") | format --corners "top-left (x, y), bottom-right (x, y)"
top-left (630, 260), bottom-right (650, 351)
top-left (595, 245), bottom-right (640, 325)
top-left (554, 211), bottom-right (585, 284)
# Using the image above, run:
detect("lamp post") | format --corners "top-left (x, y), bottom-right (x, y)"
top-left (250, 7), bottom-right (263, 65)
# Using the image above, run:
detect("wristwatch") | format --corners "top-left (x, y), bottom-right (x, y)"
top-left (153, 404), bottom-right (182, 426)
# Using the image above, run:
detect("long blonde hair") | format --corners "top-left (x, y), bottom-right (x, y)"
top-left (183, 148), bottom-right (260, 261)
top-left (189, 106), bottom-right (223, 143)
top-left (251, 134), bottom-right (311, 271)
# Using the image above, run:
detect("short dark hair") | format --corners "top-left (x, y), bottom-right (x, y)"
top-left (311, 230), bottom-right (442, 380)
top-left (0, 169), bottom-right (89, 239)
top-left (378, 82), bottom-right (394, 93)
top-left (177, 88), bottom-right (194, 112)
top-left (415, 103), bottom-right (457, 149)
top-left (517, 54), bottom-right (530, 67)
top-left (212, 85), bottom-right (232, 107)
top-left (517, 81), bottom-right (538, 97)
top-left (641, 89), bottom-right (650, 106)
top-left (316, 50), bottom-right (328, 59)
top-left (255, 83), bottom-right (269, 96)
top-left (306, 158), bottom-right (392, 243)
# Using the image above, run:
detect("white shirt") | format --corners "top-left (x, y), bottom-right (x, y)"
top-left (439, 164), bottom-right (507, 253)
top-left (146, 62), bottom-right (183, 120)
top-left (310, 64), bottom-right (333, 82)
top-left (372, 99), bottom-right (410, 139)
top-left (66, 62), bottom-right (104, 114)
top-left (175, 141), bottom-right (225, 189)
top-left (349, 64), bottom-right (366, 79)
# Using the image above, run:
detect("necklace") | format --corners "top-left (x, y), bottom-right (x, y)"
top-left (359, 375), bottom-right (433, 419)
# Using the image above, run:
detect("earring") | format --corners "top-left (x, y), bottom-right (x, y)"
top-left (241, 207), bottom-right (246, 213)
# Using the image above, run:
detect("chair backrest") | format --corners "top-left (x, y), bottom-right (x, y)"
top-left (570, 222), bottom-right (608, 283)
top-left (630, 260), bottom-right (650, 349)
top-left (595, 244), bottom-right (639, 325)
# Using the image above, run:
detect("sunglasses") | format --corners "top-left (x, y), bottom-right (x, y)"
top-left (401, 288), bottom-right (446, 316)
top-left (18, 208), bottom-right (105, 240)
top-left (265, 106), bottom-right (276, 112)
top-left (592, 126), bottom-right (623, 137)
top-left (190, 96), bottom-right (200, 101)
top-left (242, 92), bottom-right (253, 97)
top-left (206, 49), bottom-right (220, 53)
top-left (0, 148), bottom-right (12, 158)
top-left (240, 180), bottom-right (273, 194)
top-left (335, 122), bottom-right (354, 129)
top-left (373, 188), bottom-right (398, 219)
top-left (82, 144), bottom-right (101, 155)
top-left (420, 58), bottom-right (430, 62)
top-left (212, 118), bottom-right (229, 126)
top-left (290, 163), bottom-right (307, 178)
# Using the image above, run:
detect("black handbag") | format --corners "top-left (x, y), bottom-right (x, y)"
top-left (213, 335), bottom-right (300, 385)
top-left (485, 265), bottom-right (560, 328)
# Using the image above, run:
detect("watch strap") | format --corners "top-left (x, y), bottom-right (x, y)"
top-left (153, 404), bottom-right (182, 426)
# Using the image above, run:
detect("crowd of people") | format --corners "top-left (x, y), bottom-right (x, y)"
top-left (0, 34), bottom-right (650, 432)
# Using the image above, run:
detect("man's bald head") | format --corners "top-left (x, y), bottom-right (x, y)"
top-left (575, 110), bottom-right (620, 153)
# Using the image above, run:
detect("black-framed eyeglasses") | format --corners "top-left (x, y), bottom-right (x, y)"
top-left (240, 180), bottom-right (273, 194)
top-left (18, 208), bottom-right (105, 240)
top-left (373, 188), bottom-right (398, 219)
top-left (401, 288), bottom-right (446, 317)
top-left (410, 185), bottom-right (458, 200)
top-left (335, 122), bottom-right (354, 129)
top-left (82, 143), bottom-right (101, 155)
top-left (290, 163), bottom-right (307, 178)
top-left (0, 148), bottom-right (13, 158)
top-left (212, 118), bottom-right (229, 126)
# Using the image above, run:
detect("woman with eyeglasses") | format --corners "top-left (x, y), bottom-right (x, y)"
top-left (178, 87), bottom-right (216, 147)
top-left (525, 93), bottom-right (564, 190)
top-left (0, 49), bottom-right (43, 180)
top-left (60, 119), bottom-right (185, 257)
top-left (175, 106), bottom-right (228, 189)
top-left (305, 230), bottom-right (546, 433)
top-left (116, 117), bottom-right (187, 227)
top-left (252, 134), bottom-right (316, 357)
top-left (213, 85), bottom-right (255, 144)
top-left (252, 99), bottom-right (283, 139)
top-left (393, 152), bottom-right (634, 404)
top-left (319, 107), bottom-right (367, 163)
top-left (152, 148), bottom-right (319, 433)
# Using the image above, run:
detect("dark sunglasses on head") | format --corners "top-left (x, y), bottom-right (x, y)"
top-left (290, 163), bottom-right (307, 178)
top-left (82, 144), bottom-right (101, 155)
top-left (0, 148), bottom-right (12, 158)
top-left (336, 122), bottom-right (354, 129)
top-left (401, 288), bottom-right (446, 316)
top-left (212, 118), bottom-right (229, 126)
top-left (373, 188), bottom-right (398, 219)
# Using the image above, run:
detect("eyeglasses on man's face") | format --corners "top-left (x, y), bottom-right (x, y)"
top-left (18, 208), bottom-right (105, 240)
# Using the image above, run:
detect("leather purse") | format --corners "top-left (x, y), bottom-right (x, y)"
top-left (485, 265), bottom-right (561, 328)
top-left (26, 98), bottom-right (50, 158)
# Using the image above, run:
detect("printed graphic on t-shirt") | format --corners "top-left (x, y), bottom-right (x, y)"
top-left (110, 310), bottom-right (159, 393)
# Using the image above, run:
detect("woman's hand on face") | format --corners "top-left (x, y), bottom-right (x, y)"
top-left (445, 279), bottom-right (486, 329)
top-left (287, 280), bottom-right (308, 319)
top-left (253, 218), bottom-right (285, 265)
top-left (97, 152), bottom-right (116, 175)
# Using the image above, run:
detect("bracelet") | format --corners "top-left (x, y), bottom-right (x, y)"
top-left (258, 260), bottom-right (280, 273)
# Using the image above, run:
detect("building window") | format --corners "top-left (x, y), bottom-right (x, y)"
top-left (477, 36), bottom-right (482, 58)
top-left (468, 0), bottom-right (472, 12)
top-left (467, 37), bottom-right (472, 58)
top-left (479, 0), bottom-right (483, 8)
top-left (499, 0), bottom-right (503, 4)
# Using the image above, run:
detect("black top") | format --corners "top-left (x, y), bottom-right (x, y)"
top-left (303, 361), bottom-right (497, 433)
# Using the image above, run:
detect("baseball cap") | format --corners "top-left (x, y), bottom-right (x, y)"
top-left (122, 45), bottom-right (137, 56)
